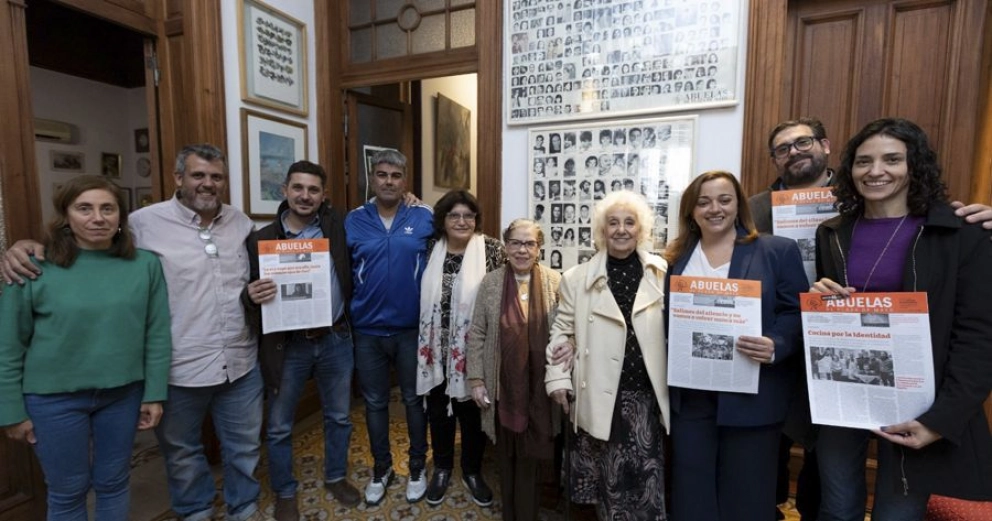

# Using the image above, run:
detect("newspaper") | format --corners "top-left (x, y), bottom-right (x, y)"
top-left (667, 275), bottom-right (763, 394)
top-left (771, 187), bottom-right (838, 284)
top-left (258, 239), bottom-right (334, 334)
top-left (800, 292), bottom-right (935, 429)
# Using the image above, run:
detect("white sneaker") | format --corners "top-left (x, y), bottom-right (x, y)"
top-left (365, 468), bottom-right (394, 506)
top-left (405, 467), bottom-right (427, 503)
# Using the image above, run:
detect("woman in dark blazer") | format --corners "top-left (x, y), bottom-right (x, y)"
top-left (663, 171), bottom-right (808, 521)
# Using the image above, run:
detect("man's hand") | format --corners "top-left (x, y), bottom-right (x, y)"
top-left (950, 201), bottom-right (992, 231)
top-left (551, 389), bottom-right (571, 414)
top-left (246, 279), bottom-right (277, 305)
top-left (138, 403), bottom-right (163, 430)
top-left (550, 342), bottom-right (575, 371)
top-left (1, 240), bottom-right (45, 285)
top-left (5, 420), bottom-right (36, 444)
top-left (875, 420), bottom-right (942, 450)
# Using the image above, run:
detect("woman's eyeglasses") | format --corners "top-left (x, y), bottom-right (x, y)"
top-left (506, 239), bottom-right (539, 251)
top-left (198, 228), bottom-right (218, 258)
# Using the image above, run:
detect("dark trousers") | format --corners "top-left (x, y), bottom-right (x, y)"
top-left (776, 435), bottom-right (820, 519)
top-left (497, 424), bottom-right (540, 521)
top-left (426, 383), bottom-right (485, 474)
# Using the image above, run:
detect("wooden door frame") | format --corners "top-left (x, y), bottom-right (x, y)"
top-left (741, 0), bottom-right (992, 204)
top-left (316, 2), bottom-right (503, 237)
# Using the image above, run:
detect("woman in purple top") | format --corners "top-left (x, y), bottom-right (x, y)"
top-left (811, 118), bottom-right (992, 519)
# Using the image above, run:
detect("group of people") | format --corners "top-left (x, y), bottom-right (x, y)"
top-left (2, 116), bottom-right (992, 521)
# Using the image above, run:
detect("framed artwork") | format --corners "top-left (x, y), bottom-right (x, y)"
top-left (119, 187), bottom-right (133, 213)
top-left (101, 153), bottom-right (122, 179)
top-left (241, 108), bottom-right (308, 218)
top-left (506, 0), bottom-right (742, 125)
top-left (135, 187), bottom-right (154, 208)
top-left (434, 93), bottom-right (471, 189)
top-left (238, 0), bottom-right (308, 116)
top-left (50, 150), bottom-right (85, 173)
top-left (362, 145), bottom-right (392, 202)
top-left (529, 115), bottom-right (697, 272)
top-left (134, 128), bottom-right (150, 153)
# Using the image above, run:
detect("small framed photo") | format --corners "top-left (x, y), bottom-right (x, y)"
top-left (238, 0), bottom-right (308, 116)
top-left (50, 150), bottom-right (85, 173)
top-left (101, 153), bottom-right (122, 179)
top-left (134, 128), bottom-right (150, 153)
top-left (119, 187), bottom-right (133, 212)
top-left (241, 108), bottom-right (308, 218)
top-left (135, 187), bottom-right (154, 208)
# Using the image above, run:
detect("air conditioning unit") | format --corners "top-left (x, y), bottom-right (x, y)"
top-left (34, 118), bottom-right (78, 143)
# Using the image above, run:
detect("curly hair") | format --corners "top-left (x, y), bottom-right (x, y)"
top-left (591, 190), bottom-right (655, 252)
top-left (833, 118), bottom-right (947, 216)
top-left (663, 171), bottom-right (758, 264)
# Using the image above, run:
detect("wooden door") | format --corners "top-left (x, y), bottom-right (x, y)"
top-left (343, 90), bottom-right (414, 210)
top-left (742, 0), bottom-right (991, 205)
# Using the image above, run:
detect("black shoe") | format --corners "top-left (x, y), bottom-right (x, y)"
top-left (426, 468), bottom-right (452, 506)
top-left (462, 473), bottom-right (493, 507)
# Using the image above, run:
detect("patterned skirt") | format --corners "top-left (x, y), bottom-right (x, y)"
top-left (567, 388), bottom-right (667, 521)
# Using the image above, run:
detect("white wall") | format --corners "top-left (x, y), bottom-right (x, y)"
top-left (220, 0), bottom-right (318, 223)
top-left (420, 74), bottom-right (479, 206)
top-left (30, 67), bottom-right (148, 223)
top-left (499, 2), bottom-right (750, 230)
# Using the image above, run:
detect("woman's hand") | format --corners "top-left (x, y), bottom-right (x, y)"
top-left (5, 420), bottom-right (36, 444)
top-left (736, 335), bottom-right (775, 364)
top-left (138, 403), bottom-right (163, 430)
top-left (874, 420), bottom-right (942, 449)
top-left (810, 277), bottom-right (855, 297)
top-left (551, 389), bottom-right (571, 414)
top-left (550, 341), bottom-right (575, 371)
top-left (471, 385), bottom-right (491, 409)
top-left (247, 279), bottom-right (277, 305)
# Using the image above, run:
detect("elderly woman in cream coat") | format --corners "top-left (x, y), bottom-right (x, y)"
top-left (546, 190), bottom-right (669, 520)
top-left (466, 219), bottom-right (562, 521)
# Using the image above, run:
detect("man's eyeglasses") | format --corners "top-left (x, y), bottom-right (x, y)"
top-left (772, 136), bottom-right (817, 159)
top-left (198, 228), bottom-right (218, 258)
top-left (506, 239), bottom-right (539, 250)
top-left (446, 212), bottom-right (477, 222)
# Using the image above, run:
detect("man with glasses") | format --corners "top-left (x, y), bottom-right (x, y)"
top-left (243, 161), bottom-right (360, 521)
top-left (749, 119), bottom-right (992, 521)
top-left (345, 149), bottom-right (433, 505)
top-left (0, 143), bottom-right (268, 521)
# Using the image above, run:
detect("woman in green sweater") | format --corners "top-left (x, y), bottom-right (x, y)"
top-left (0, 175), bottom-right (172, 521)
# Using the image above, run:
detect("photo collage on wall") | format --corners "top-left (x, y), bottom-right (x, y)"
top-left (508, 0), bottom-right (740, 124)
top-left (530, 117), bottom-right (695, 272)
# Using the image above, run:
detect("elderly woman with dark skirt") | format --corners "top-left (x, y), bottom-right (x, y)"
top-left (810, 118), bottom-right (992, 519)
top-left (465, 219), bottom-right (562, 521)
top-left (416, 190), bottom-right (505, 506)
top-left (546, 191), bottom-right (670, 520)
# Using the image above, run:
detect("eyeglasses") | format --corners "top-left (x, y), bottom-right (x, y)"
top-left (772, 136), bottom-right (817, 159)
top-left (506, 239), bottom-right (539, 250)
top-left (198, 228), bottom-right (218, 258)
top-left (446, 212), bottom-right (477, 222)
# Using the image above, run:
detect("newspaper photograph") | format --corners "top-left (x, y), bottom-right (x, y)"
top-left (667, 275), bottom-right (763, 394)
top-left (258, 239), bottom-right (333, 334)
top-left (800, 292), bottom-right (935, 430)
top-left (771, 187), bottom-right (837, 284)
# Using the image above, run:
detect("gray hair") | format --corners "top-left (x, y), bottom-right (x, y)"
top-left (174, 144), bottom-right (227, 176)
top-left (591, 190), bottom-right (655, 251)
top-left (369, 149), bottom-right (407, 174)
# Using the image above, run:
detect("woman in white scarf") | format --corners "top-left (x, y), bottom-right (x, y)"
top-left (416, 190), bottom-right (505, 507)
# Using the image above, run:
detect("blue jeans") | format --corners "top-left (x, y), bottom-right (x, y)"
top-left (25, 381), bottom-right (144, 521)
top-left (267, 330), bottom-right (354, 497)
top-left (816, 425), bottom-right (929, 521)
top-left (155, 365), bottom-right (264, 521)
top-left (354, 330), bottom-right (428, 474)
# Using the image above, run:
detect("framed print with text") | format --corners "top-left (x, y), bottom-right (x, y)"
top-left (507, 0), bottom-right (741, 125)
top-left (529, 115), bottom-right (696, 272)
top-left (238, 0), bottom-right (308, 116)
top-left (241, 108), bottom-right (308, 219)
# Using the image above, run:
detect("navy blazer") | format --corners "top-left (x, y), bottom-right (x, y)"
top-left (666, 230), bottom-right (807, 427)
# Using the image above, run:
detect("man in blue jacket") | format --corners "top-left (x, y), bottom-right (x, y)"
top-left (345, 149), bottom-right (433, 505)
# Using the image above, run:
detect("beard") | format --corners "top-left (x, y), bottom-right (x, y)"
top-left (179, 186), bottom-right (219, 214)
top-left (781, 152), bottom-right (829, 187)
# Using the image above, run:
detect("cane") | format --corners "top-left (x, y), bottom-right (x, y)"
top-left (563, 391), bottom-right (574, 521)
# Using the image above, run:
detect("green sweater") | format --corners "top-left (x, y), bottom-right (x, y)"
top-left (0, 249), bottom-right (172, 426)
